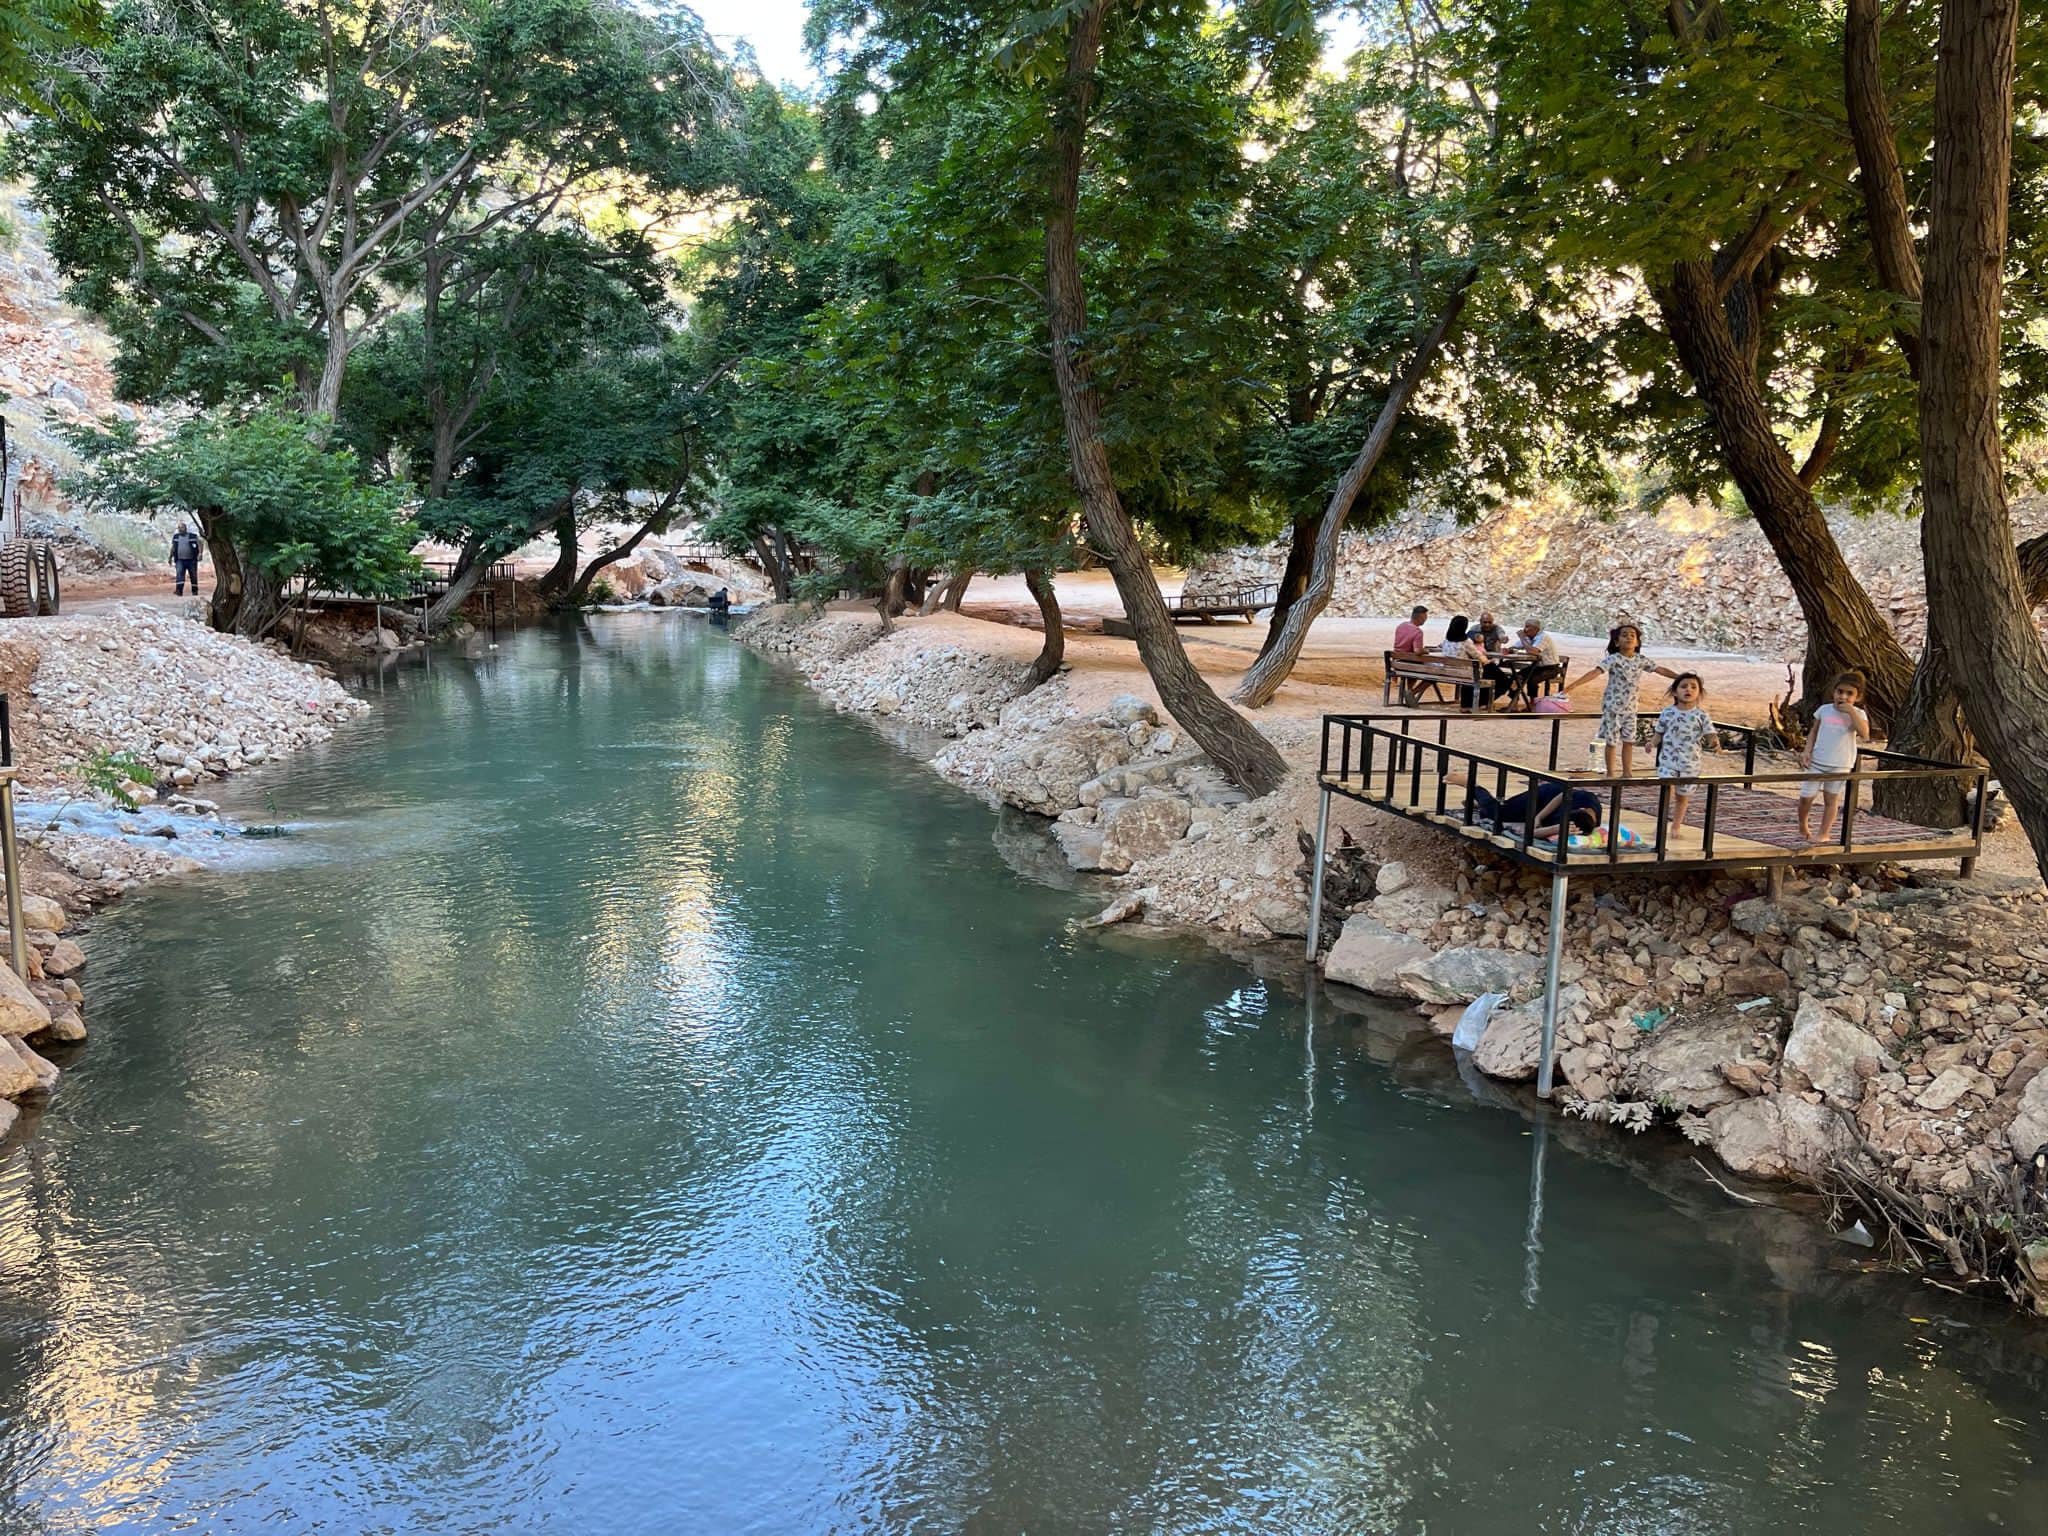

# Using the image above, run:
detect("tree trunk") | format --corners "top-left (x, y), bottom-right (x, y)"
top-left (1844, 0), bottom-right (1925, 377)
top-left (1024, 567), bottom-right (1065, 688)
top-left (535, 514), bottom-right (578, 598)
top-left (1918, 0), bottom-right (2048, 870)
top-left (751, 530), bottom-right (795, 601)
top-left (424, 547), bottom-right (489, 633)
top-left (195, 509), bottom-right (244, 633)
top-left (230, 565), bottom-right (285, 640)
top-left (1235, 271), bottom-right (1477, 707)
top-left (943, 569), bottom-right (973, 611)
top-left (1257, 512), bottom-right (1320, 662)
top-left (1042, 1), bottom-right (1287, 796)
top-left (1655, 262), bottom-right (1917, 720)
top-left (570, 513), bottom-right (667, 607)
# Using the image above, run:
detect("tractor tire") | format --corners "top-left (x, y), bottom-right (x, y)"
top-left (0, 543), bottom-right (34, 619)
top-left (34, 541), bottom-right (59, 615)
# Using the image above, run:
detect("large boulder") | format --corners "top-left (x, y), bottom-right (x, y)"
top-left (2009, 1072), bottom-right (2048, 1158)
top-left (1631, 1010), bottom-right (1764, 1113)
top-left (985, 718), bottom-right (1145, 815)
top-left (0, 1036), bottom-right (36, 1097)
top-left (1322, 916), bottom-right (1432, 997)
top-left (1370, 880), bottom-right (1456, 934)
top-left (1397, 946), bottom-right (1541, 1006)
top-left (1097, 795), bottom-right (1192, 871)
top-left (1471, 1004), bottom-right (1543, 1081)
top-left (0, 964), bottom-right (51, 1038)
top-left (1052, 821), bottom-right (1111, 873)
top-left (1782, 995), bottom-right (1890, 1106)
top-left (1706, 1095), bottom-right (1856, 1181)
top-left (19, 894), bottom-right (64, 933)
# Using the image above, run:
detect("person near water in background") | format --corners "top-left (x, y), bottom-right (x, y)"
top-left (1799, 670), bottom-right (1872, 844)
top-left (1393, 604), bottom-right (1429, 654)
top-left (1564, 621), bottom-right (1678, 777)
top-left (169, 523), bottom-right (202, 596)
top-left (1651, 672), bottom-right (1720, 837)
top-left (708, 586), bottom-right (730, 616)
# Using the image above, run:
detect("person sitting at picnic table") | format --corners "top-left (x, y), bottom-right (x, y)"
top-left (1438, 614), bottom-right (1500, 708)
top-left (1393, 605), bottom-right (1430, 654)
top-left (1442, 768), bottom-right (1604, 840)
top-left (1495, 617), bottom-right (1564, 710)
top-left (1475, 611), bottom-right (1507, 652)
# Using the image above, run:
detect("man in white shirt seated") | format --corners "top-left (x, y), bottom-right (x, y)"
top-left (1515, 619), bottom-right (1560, 665)
top-left (1498, 618), bottom-right (1564, 708)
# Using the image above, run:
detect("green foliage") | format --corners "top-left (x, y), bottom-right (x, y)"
top-left (61, 407), bottom-right (420, 599)
top-left (80, 748), bottom-right (151, 809)
top-left (9, 0), bottom-right (731, 413)
top-left (0, 0), bottom-right (105, 118)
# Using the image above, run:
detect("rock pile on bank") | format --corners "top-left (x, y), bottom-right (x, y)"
top-left (0, 887), bottom-right (92, 1140)
top-left (1186, 494), bottom-right (2048, 658)
top-left (4, 602), bottom-right (368, 790)
top-left (1312, 854), bottom-right (2048, 1302)
top-left (738, 604), bottom-right (1031, 737)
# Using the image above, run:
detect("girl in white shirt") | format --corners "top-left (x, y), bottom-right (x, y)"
top-left (1800, 671), bottom-right (1872, 842)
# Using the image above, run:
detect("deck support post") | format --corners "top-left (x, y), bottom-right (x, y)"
top-left (1766, 865), bottom-right (1786, 901)
top-left (1305, 785), bottom-right (1331, 964)
top-left (0, 772), bottom-right (25, 982)
top-left (1536, 868), bottom-right (1568, 1099)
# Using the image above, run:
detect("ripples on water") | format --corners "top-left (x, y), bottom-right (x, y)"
top-left (0, 618), bottom-right (2043, 1535)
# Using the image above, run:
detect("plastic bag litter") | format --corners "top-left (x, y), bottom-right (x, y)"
top-left (1451, 991), bottom-right (1509, 1052)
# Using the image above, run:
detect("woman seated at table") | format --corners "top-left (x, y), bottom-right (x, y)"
top-left (1441, 615), bottom-right (1510, 706)
top-left (1442, 768), bottom-right (1604, 840)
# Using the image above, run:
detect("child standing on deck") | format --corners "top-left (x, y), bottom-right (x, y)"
top-left (1800, 671), bottom-right (1872, 843)
top-left (1565, 623), bottom-right (1680, 777)
top-left (1652, 673), bottom-right (1720, 837)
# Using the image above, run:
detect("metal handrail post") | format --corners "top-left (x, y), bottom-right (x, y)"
top-left (1536, 868), bottom-right (1569, 1098)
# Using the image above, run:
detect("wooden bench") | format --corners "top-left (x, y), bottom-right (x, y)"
top-left (1383, 651), bottom-right (1495, 710)
top-left (1167, 582), bottom-right (1277, 624)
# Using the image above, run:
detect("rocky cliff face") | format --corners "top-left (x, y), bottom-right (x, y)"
top-left (0, 175), bottom-right (144, 522)
top-left (1187, 492), bottom-right (2048, 661)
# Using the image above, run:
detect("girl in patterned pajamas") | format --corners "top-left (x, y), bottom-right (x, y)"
top-left (1652, 673), bottom-right (1720, 836)
top-left (1564, 623), bottom-right (1680, 777)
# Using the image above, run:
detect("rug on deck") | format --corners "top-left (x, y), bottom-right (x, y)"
top-left (1617, 783), bottom-right (1950, 850)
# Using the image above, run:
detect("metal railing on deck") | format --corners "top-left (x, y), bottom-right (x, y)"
top-left (1317, 711), bottom-right (1988, 873)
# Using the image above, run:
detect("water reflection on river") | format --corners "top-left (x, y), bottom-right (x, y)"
top-left (0, 617), bottom-right (2042, 1534)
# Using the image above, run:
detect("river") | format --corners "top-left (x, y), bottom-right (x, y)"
top-left (0, 618), bottom-right (2042, 1534)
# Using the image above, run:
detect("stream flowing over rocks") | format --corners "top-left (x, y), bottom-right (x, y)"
top-left (738, 604), bottom-right (2048, 1310)
top-left (0, 602), bottom-right (371, 1137)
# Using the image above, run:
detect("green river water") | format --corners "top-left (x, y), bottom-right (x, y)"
top-left (0, 617), bottom-right (2043, 1534)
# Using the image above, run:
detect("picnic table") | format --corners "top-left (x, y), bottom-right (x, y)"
top-left (1383, 648), bottom-right (1572, 710)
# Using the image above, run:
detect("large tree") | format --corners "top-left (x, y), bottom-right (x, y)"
top-left (14, 0), bottom-right (728, 419)
top-left (1918, 0), bottom-right (2048, 867)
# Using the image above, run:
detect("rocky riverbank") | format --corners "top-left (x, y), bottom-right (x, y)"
top-left (736, 602), bottom-right (2048, 1311)
top-left (0, 602), bottom-right (371, 1137)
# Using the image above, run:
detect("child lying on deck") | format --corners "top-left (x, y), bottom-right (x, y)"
top-left (1440, 768), bottom-right (1604, 841)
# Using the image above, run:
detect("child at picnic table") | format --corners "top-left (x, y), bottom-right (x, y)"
top-left (1651, 673), bottom-right (1720, 837)
top-left (1563, 622), bottom-right (1680, 777)
top-left (1799, 670), bottom-right (1872, 844)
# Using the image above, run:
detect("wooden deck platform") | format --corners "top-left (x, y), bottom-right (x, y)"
top-left (1321, 764), bottom-right (1976, 871)
top-left (1307, 713), bottom-right (1989, 1101)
